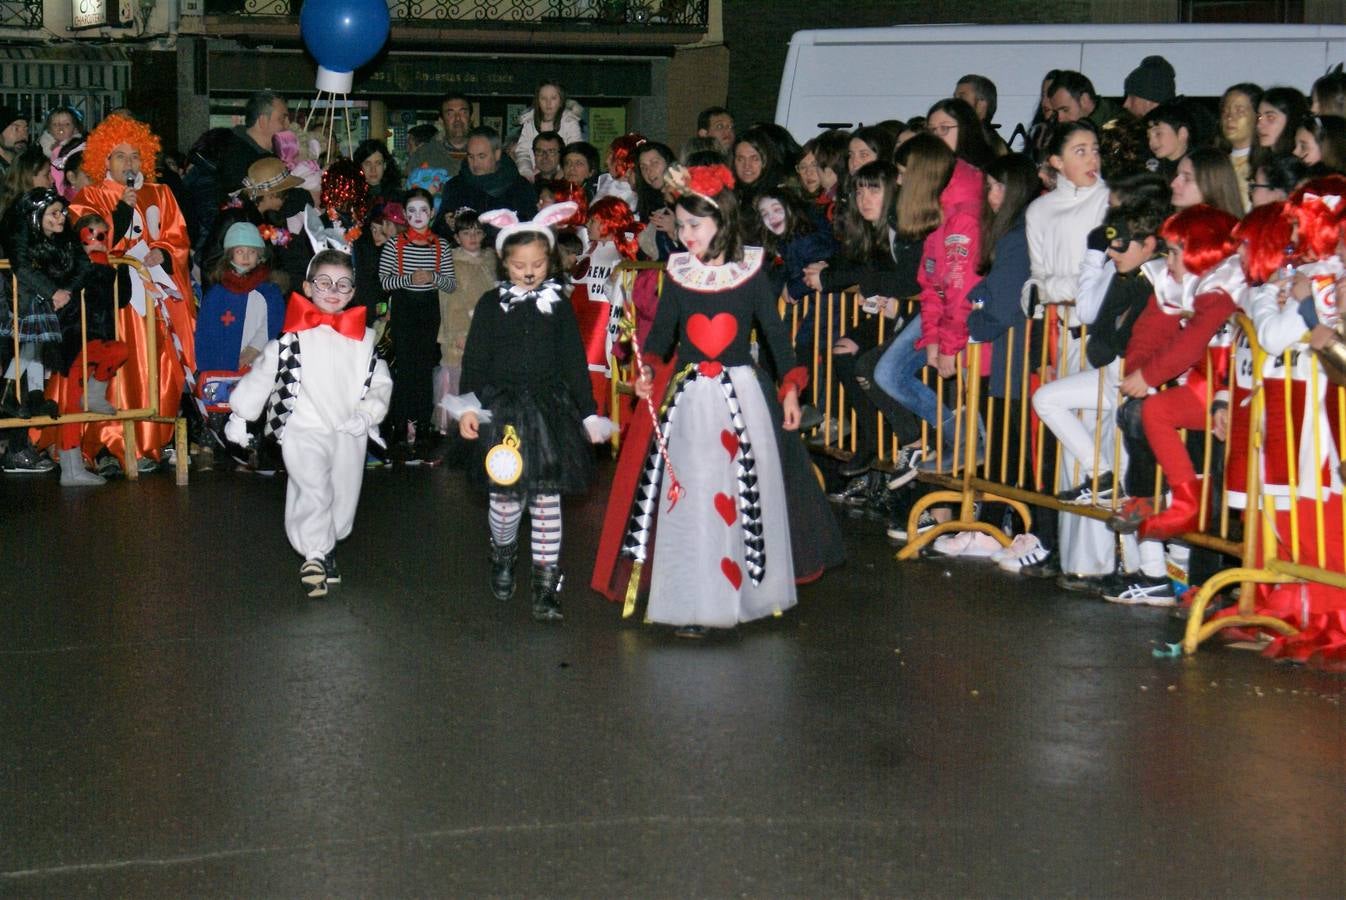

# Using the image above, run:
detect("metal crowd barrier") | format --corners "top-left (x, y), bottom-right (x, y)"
top-left (601, 273), bottom-right (1341, 661)
top-left (0, 257), bottom-right (189, 484)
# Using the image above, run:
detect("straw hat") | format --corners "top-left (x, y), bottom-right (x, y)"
top-left (241, 156), bottom-right (304, 200)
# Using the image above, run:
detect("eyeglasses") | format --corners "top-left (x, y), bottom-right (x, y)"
top-left (1248, 182), bottom-right (1273, 192)
top-left (927, 123), bottom-right (958, 137)
top-left (310, 276), bottom-right (355, 294)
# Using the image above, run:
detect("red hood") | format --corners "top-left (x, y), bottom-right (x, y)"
top-left (940, 158), bottom-right (985, 221)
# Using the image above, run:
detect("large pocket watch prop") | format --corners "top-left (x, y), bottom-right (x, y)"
top-left (485, 424), bottom-right (524, 486)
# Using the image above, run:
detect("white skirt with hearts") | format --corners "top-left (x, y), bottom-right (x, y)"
top-left (645, 364), bottom-right (796, 628)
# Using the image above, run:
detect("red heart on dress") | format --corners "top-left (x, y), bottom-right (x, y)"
top-left (720, 557), bottom-right (743, 590)
top-left (713, 492), bottom-right (736, 526)
top-left (720, 429), bottom-right (739, 459)
top-left (686, 312), bottom-right (737, 360)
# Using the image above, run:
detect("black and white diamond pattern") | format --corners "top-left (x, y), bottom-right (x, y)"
top-left (621, 373), bottom-right (689, 565)
top-left (261, 335), bottom-right (380, 444)
top-left (716, 374), bottom-right (765, 586)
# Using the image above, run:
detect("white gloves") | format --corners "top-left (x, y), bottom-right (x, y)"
top-left (224, 414), bottom-right (252, 447)
top-left (338, 411), bottom-right (372, 437)
top-left (583, 414), bottom-right (616, 444)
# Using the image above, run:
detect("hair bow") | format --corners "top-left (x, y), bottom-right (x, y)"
top-left (1305, 191), bottom-right (1343, 212)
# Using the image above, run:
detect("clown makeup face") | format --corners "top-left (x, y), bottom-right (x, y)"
top-left (41, 202), bottom-right (66, 237)
top-left (106, 142), bottom-right (142, 185)
top-left (758, 197), bottom-right (787, 236)
top-left (305, 262), bottom-right (356, 314)
top-left (406, 197), bottom-right (433, 231)
top-left (504, 237), bottom-right (551, 289)
top-left (79, 219), bottom-right (108, 253)
top-left (675, 206), bottom-right (720, 261)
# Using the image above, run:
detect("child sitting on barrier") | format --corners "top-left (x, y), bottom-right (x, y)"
top-left (0, 188), bottom-right (76, 421)
top-left (1116, 204), bottom-right (1245, 542)
top-left (225, 250), bottom-right (393, 598)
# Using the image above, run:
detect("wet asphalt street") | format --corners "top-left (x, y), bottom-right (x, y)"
top-left (2, 460), bottom-right (1343, 898)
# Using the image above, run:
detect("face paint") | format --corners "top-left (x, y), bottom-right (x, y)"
top-left (406, 198), bottom-right (433, 231)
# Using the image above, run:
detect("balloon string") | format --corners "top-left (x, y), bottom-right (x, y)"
top-left (623, 318), bottom-right (683, 513)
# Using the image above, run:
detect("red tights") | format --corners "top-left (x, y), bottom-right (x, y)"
top-left (1141, 382), bottom-right (1207, 486)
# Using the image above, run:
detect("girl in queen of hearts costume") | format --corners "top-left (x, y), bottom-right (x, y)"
top-left (225, 250), bottom-right (392, 598)
top-left (629, 164), bottom-right (811, 637)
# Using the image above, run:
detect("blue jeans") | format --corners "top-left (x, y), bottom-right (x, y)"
top-left (872, 314), bottom-right (956, 435)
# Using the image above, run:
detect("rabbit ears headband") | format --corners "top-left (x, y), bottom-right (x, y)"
top-left (480, 202), bottom-right (579, 253)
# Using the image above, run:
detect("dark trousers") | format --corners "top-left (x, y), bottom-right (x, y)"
top-left (388, 289), bottom-right (441, 439)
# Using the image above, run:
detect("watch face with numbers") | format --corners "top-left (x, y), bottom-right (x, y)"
top-left (485, 424), bottom-right (523, 486)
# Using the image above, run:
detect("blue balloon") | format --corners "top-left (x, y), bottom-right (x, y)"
top-left (300, 0), bottom-right (390, 74)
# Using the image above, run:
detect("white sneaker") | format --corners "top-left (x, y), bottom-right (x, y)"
top-left (886, 446), bottom-right (924, 490)
top-left (932, 531), bottom-right (1004, 558)
top-left (998, 533), bottom-right (1047, 573)
top-left (992, 532), bottom-right (1037, 564)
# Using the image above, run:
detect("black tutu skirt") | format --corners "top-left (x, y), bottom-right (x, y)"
top-left (468, 381), bottom-right (595, 496)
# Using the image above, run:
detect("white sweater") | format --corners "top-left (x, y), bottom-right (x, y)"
top-left (513, 100), bottom-right (585, 181)
top-left (1024, 177), bottom-right (1110, 324)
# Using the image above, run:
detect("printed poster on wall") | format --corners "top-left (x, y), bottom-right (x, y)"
top-left (587, 107), bottom-right (626, 154)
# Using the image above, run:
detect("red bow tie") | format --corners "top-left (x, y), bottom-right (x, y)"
top-left (282, 293), bottom-right (367, 340)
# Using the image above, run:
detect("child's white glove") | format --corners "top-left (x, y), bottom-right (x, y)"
top-left (337, 411), bottom-right (372, 437)
top-left (224, 414), bottom-right (252, 447)
top-left (583, 414), bottom-right (616, 444)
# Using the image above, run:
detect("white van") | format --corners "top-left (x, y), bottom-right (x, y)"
top-left (775, 23), bottom-right (1346, 143)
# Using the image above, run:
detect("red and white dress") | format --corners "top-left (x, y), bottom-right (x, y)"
top-left (569, 239), bottom-right (624, 416)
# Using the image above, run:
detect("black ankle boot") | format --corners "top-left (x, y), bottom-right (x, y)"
top-left (531, 564), bottom-right (563, 622)
top-left (26, 390), bottom-right (57, 418)
top-left (490, 540), bottom-right (518, 600)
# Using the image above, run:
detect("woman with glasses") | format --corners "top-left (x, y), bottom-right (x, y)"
top-left (1247, 152), bottom-right (1307, 208)
top-left (926, 98), bottom-right (996, 171)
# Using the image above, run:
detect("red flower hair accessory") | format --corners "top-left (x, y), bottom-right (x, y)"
top-left (663, 163), bottom-right (735, 208)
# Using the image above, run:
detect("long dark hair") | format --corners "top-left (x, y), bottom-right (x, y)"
top-left (978, 154), bottom-right (1038, 274)
top-left (675, 187), bottom-right (744, 264)
top-left (753, 186), bottom-right (816, 257)
top-left (531, 80), bottom-right (568, 133)
top-left (634, 140), bottom-right (675, 216)
top-left (927, 97), bottom-right (995, 171)
top-left (836, 160), bottom-right (897, 262)
top-left (1256, 86), bottom-right (1309, 165)
top-left (352, 138), bottom-right (403, 199)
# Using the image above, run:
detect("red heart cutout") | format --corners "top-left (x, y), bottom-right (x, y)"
top-left (686, 312), bottom-right (737, 360)
top-left (713, 492), bottom-right (736, 526)
top-left (720, 557), bottom-right (743, 590)
top-left (720, 429), bottom-right (739, 459)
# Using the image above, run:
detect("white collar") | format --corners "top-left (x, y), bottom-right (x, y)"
top-left (666, 246), bottom-right (763, 292)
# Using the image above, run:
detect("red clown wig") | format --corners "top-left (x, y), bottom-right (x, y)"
top-left (1159, 204), bottom-right (1239, 278)
top-left (1288, 174), bottom-right (1346, 262)
top-left (81, 114), bottom-right (161, 184)
top-left (606, 132), bottom-right (647, 179)
top-left (540, 179), bottom-right (589, 229)
top-left (1233, 201), bottom-right (1294, 285)
top-left (587, 196), bottom-right (645, 261)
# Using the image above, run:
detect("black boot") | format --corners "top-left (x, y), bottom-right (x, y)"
top-left (531, 564), bottom-right (564, 623)
top-left (490, 540), bottom-right (518, 600)
top-left (26, 390), bottom-right (57, 419)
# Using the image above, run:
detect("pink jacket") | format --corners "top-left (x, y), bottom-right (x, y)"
top-left (916, 158), bottom-right (985, 356)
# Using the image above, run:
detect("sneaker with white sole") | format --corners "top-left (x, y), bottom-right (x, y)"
top-left (886, 508), bottom-right (938, 543)
top-left (300, 558), bottom-right (328, 598)
top-left (932, 531), bottom-right (1004, 558)
top-left (998, 534), bottom-right (1050, 573)
top-left (992, 532), bottom-right (1038, 565)
top-left (1057, 470), bottom-right (1117, 505)
top-left (886, 446), bottom-right (924, 490)
top-left (1102, 573), bottom-right (1176, 606)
